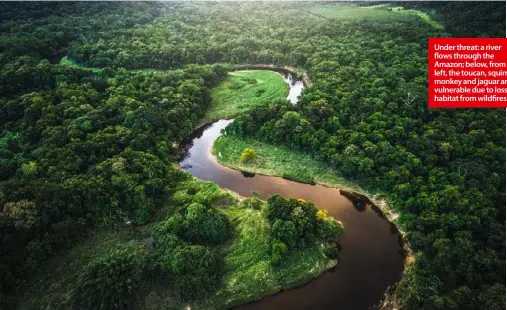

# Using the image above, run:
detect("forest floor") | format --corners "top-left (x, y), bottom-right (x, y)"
top-left (202, 70), bottom-right (289, 124)
top-left (18, 179), bottom-right (335, 310)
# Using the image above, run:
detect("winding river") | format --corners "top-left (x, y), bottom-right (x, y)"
top-left (180, 71), bottom-right (405, 310)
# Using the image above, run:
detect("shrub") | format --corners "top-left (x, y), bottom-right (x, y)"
top-left (239, 148), bottom-right (256, 163)
top-left (270, 238), bottom-right (288, 264)
top-left (323, 243), bottom-right (340, 259)
top-left (153, 213), bottom-right (186, 242)
top-left (2, 199), bottom-right (38, 229)
top-left (255, 88), bottom-right (265, 97)
top-left (182, 203), bottom-right (234, 244)
top-left (21, 161), bottom-right (37, 176)
top-left (193, 181), bottom-right (236, 206)
top-left (240, 76), bottom-right (257, 84)
top-left (73, 246), bottom-right (145, 310)
top-left (186, 187), bottom-right (197, 195)
top-left (240, 197), bottom-right (263, 210)
top-left (316, 209), bottom-right (328, 220)
top-left (281, 173), bottom-right (315, 185)
top-left (170, 245), bottom-right (223, 299)
top-left (150, 220), bottom-right (183, 276)
top-left (228, 80), bottom-right (247, 89)
top-left (152, 229), bottom-right (181, 252)
top-left (271, 219), bottom-right (297, 249)
top-left (265, 195), bottom-right (336, 264)
top-left (318, 217), bottom-right (344, 239)
top-left (153, 202), bottom-right (234, 245)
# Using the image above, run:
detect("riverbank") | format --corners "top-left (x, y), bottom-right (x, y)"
top-left (212, 135), bottom-right (409, 248)
top-left (18, 178), bottom-right (339, 310)
top-left (212, 134), bottom-right (413, 310)
top-left (220, 64), bottom-right (312, 86)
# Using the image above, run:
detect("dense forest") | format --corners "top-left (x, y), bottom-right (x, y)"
top-left (0, 2), bottom-right (505, 310)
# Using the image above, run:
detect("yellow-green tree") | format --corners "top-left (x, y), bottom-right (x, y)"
top-left (239, 148), bottom-right (256, 163)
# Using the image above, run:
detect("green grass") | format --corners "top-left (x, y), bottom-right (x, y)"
top-left (18, 179), bottom-right (335, 310)
top-left (59, 56), bottom-right (103, 73)
top-left (203, 70), bottom-right (289, 124)
top-left (390, 7), bottom-right (443, 30)
top-left (213, 135), bottom-right (361, 191)
top-left (205, 205), bottom-right (334, 309)
top-left (310, 4), bottom-right (416, 22)
top-left (310, 4), bottom-right (443, 29)
top-left (59, 56), bottom-right (180, 74)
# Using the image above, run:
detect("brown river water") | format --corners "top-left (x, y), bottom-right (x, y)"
top-left (179, 71), bottom-right (405, 310)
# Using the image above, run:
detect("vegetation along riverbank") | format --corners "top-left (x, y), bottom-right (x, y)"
top-left (1, 2), bottom-right (504, 309)
top-left (203, 70), bottom-right (289, 124)
top-left (17, 179), bottom-right (342, 309)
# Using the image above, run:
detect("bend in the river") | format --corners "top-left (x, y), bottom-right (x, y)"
top-left (179, 70), bottom-right (405, 310)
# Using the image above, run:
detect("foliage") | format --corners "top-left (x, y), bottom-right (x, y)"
top-left (218, 1), bottom-right (506, 307)
top-left (149, 182), bottom-right (234, 300)
top-left (398, 1), bottom-right (506, 37)
top-left (170, 245), bottom-right (223, 300)
top-left (0, 49), bottom-right (227, 289)
top-left (172, 180), bottom-right (237, 207)
top-left (0, 1), bottom-right (504, 308)
top-left (318, 217), bottom-right (344, 239)
top-left (270, 238), bottom-right (289, 265)
top-left (73, 245), bottom-right (146, 310)
top-left (316, 209), bottom-right (328, 220)
top-left (239, 197), bottom-right (263, 210)
top-left (213, 135), bottom-right (354, 188)
top-left (213, 202), bottom-right (336, 309)
top-left (239, 148), bottom-right (257, 164)
top-left (205, 70), bottom-right (289, 124)
top-left (180, 203), bottom-right (234, 245)
top-left (265, 195), bottom-right (343, 263)
top-left (20, 161), bottom-right (37, 177)
top-left (2, 200), bottom-right (38, 229)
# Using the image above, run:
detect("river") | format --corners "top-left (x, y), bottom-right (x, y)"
top-left (179, 71), bottom-right (405, 310)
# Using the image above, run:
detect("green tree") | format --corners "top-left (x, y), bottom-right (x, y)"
top-left (240, 148), bottom-right (257, 163)
top-left (73, 246), bottom-right (146, 310)
top-left (170, 245), bottom-right (222, 299)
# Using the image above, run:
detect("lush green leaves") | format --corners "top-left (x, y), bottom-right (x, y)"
top-left (73, 245), bottom-right (146, 310)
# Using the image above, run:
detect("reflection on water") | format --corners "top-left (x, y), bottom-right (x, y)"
top-left (179, 120), bottom-right (405, 310)
top-left (282, 72), bottom-right (305, 104)
top-left (178, 70), bottom-right (405, 310)
top-left (241, 171), bottom-right (256, 178)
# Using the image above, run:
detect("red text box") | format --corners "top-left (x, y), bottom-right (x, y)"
top-left (428, 38), bottom-right (507, 108)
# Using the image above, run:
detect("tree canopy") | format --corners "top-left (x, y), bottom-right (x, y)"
top-left (0, 2), bottom-right (505, 309)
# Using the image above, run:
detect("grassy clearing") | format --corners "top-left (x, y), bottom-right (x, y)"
top-left (390, 7), bottom-right (443, 30)
top-left (19, 179), bottom-right (335, 310)
top-left (59, 56), bottom-right (103, 72)
top-left (310, 4), bottom-right (416, 22)
top-left (213, 135), bottom-right (360, 191)
top-left (310, 4), bottom-right (442, 29)
top-left (59, 56), bottom-right (178, 74)
top-left (204, 70), bottom-right (289, 124)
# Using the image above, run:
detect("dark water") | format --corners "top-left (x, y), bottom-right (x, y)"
top-left (179, 71), bottom-right (405, 310)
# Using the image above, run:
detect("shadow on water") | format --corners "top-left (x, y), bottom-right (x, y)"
top-left (178, 70), bottom-right (405, 310)
top-left (241, 171), bottom-right (256, 178)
